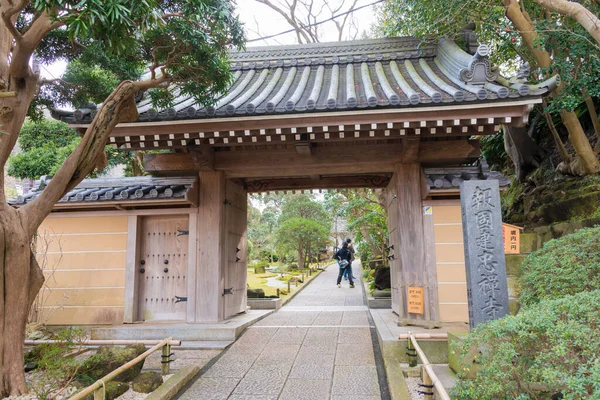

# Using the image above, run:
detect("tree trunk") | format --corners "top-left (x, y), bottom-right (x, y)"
top-left (297, 242), bottom-right (304, 269)
top-left (504, 0), bottom-right (600, 175)
top-left (0, 206), bottom-right (45, 396)
top-left (584, 96), bottom-right (600, 151)
top-left (0, 78), bottom-right (163, 395)
top-left (543, 110), bottom-right (572, 164)
top-left (561, 110), bottom-right (600, 175)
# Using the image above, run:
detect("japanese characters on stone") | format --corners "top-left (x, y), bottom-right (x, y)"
top-left (461, 180), bottom-right (509, 329)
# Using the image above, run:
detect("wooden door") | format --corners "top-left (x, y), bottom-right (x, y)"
top-left (137, 215), bottom-right (189, 322)
top-left (223, 181), bottom-right (248, 318)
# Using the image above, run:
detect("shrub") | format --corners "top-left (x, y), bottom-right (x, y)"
top-left (26, 328), bottom-right (87, 400)
top-left (519, 226), bottom-right (600, 306)
top-left (452, 290), bottom-right (600, 400)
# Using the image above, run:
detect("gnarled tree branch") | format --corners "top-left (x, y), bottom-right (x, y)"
top-left (21, 77), bottom-right (170, 233)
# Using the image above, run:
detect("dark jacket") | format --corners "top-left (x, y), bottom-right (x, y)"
top-left (334, 247), bottom-right (352, 262)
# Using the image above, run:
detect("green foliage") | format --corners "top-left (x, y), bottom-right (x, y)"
top-left (481, 132), bottom-right (512, 173)
top-left (500, 179), bottom-right (524, 222)
top-left (279, 194), bottom-right (329, 222)
top-left (324, 189), bottom-right (388, 263)
top-left (7, 119), bottom-right (137, 180)
top-left (452, 290), bottom-right (600, 399)
top-left (25, 0), bottom-right (245, 119)
top-left (275, 217), bottom-right (330, 267)
top-left (17, 119), bottom-right (79, 151)
top-left (26, 328), bottom-right (87, 400)
top-left (519, 227), bottom-right (600, 306)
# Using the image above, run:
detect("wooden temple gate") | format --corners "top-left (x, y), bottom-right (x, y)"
top-left (30, 36), bottom-right (553, 327)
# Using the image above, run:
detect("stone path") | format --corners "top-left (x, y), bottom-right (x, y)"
top-left (179, 262), bottom-right (388, 399)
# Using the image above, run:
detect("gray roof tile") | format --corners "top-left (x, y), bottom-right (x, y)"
top-left (8, 176), bottom-right (197, 206)
top-left (53, 37), bottom-right (557, 125)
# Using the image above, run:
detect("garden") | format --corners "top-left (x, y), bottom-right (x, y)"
top-left (452, 227), bottom-right (600, 399)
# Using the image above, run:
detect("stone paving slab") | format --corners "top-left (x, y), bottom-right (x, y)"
top-left (280, 379), bottom-right (333, 400)
top-left (331, 365), bottom-right (381, 396)
top-left (335, 343), bottom-right (376, 366)
top-left (178, 377), bottom-right (240, 400)
top-left (179, 262), bottom-right (388, 399)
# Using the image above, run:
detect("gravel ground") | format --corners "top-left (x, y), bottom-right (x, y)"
top-left (405, 377), bottom-right (425, 400)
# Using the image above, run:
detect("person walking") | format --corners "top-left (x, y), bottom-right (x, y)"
top-left (343, 238), bottom-right (356, 281)
top-left (335, 241), bottom-right (354, 288)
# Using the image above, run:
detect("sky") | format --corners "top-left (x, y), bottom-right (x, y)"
top-left (42, 0), bottom-right (381, 79)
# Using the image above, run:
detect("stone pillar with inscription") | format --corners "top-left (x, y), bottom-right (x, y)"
top-left (460, 180), bottom-right (509, 329)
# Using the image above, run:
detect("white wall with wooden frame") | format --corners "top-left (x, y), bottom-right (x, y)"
top-left (36, 208), bottom-right (198, 325)
top-left (423, 199), bottom-right (469, 323)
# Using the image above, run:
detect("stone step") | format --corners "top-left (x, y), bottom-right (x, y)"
top-left (90, 310), bottom-right (273, 342)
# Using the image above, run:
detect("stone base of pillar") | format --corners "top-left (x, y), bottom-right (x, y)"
top-left (398, 318), bottom-right (441, 329)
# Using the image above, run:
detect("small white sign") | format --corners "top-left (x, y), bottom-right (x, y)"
top-left (423, 206), bottom-right (433, 215)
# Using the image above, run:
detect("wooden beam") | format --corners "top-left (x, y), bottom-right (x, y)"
top-left (401, 138), bottom-right (420, 163)
top-left (245, 175), bottom-right (391, 192)
top-left (144, 140), bottom-right (481, 178)
top-left (145, 146), bottom-right (214, 175)
top-left (295, 142), bottom-right (313, 155)
top-left (419, 140), bottom-right (480, 165)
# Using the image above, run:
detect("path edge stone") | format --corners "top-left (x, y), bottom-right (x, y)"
top-left (145, 366), bottom-right (200, 400)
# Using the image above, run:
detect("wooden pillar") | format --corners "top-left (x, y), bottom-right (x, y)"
top-left (390, 163), bottom-right (440, 328)
top-left (124, 216), bottom-right (141, 323)
top-left (222, 180), bottom-right (248, 319)
top-left (193, 171), bottom-right (226, 322)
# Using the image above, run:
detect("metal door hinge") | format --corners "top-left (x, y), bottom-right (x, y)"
top-left (175, 296), bottom-right (188, 303)
top-left (177, 229), bottom-right (189, 236)
top-left (223, 287), bottom-right (233, 296)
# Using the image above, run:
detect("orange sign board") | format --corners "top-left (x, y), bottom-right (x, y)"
top-left (502, 223), bottom-right (521, 254)
top-left (408, 287), bottom-right (424, 314)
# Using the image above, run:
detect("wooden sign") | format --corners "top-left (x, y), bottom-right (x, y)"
top-left (408, 287), bottom-right (424, 314)
top-left (502, 223), bottom-right (522, 254)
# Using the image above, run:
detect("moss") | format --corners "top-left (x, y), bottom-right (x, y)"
top-left (132, 371), bottom-right (163, 393)
top-left (501, 179), bottom-right (524, 222)
top-left (78, 344), bottom-right (146, 383)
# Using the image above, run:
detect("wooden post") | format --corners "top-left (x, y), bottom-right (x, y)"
top-left (161, 342), bottom-right (171, 375)
top-left (407, 337), bottom-right (417, 367)
top-left (295, 277), bottom-right (298, 287)
top-left (124, 216), bottom-right (141, 323)
top-left (195, 171), bottom-right (226, 322)
top-left (422, 368), bottom-right (434, 400)
top-left (390, 163), bottom-right (439, 328)
top-left (288, 280), bottom-right (291, 293)
top-left (277, 288), bottom-right (280, 298)
top-left (93, 387), bottom-right (105, 400)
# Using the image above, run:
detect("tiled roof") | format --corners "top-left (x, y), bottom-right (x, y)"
top-left (8, 176), bottom-right (197, 206)
top-left (53, 37), bottom-right (557, 124)
top-left (424, 160), bottom-right (510, 190)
